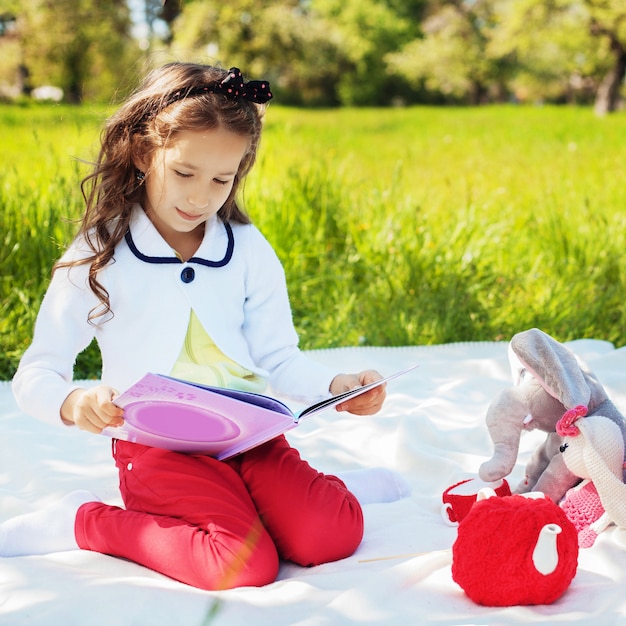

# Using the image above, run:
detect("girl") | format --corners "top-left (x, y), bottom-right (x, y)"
top-left (4, 63), bottom-right (407, 590)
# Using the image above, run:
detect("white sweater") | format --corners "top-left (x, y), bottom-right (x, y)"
top-left (13, 206), bottom-right (336, 426)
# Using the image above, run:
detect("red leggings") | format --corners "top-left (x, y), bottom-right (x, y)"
top-left (74, 435), bottom-right (363, 590)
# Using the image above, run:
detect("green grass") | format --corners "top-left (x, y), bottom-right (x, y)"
top-left (3, 103), bottom-right (626, 380)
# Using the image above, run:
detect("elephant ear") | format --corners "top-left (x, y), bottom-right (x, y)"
top-left (509, 328), bottom-right (591, 408)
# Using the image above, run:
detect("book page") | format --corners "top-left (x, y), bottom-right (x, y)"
top-left (298, 363), bottom-right (419, 419)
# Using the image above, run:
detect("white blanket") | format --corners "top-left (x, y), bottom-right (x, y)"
top-left (2, 341), bottom-right (626, 625)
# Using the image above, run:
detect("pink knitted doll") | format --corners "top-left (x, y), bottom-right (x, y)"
top-left (557, 406), bottom-right (626, 547)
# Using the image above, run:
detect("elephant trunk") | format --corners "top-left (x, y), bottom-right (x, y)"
top-left (479, 440), bottom-right (521, 482)
top-left (479, 387), bottom-right (528, 482)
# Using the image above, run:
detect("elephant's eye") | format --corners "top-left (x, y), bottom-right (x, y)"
top-left (559, 443), bottom-right (569, 453)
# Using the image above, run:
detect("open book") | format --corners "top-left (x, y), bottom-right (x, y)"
top-left (101, 365), bottom-right (418, 460)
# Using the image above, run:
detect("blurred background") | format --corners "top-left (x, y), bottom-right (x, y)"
top-left (3, 1), bottom-right (626, 380)
top-left (1, 0), bottom-right (625, 113)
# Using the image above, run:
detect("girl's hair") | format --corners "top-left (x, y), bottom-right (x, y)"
top-left (58, 62), bottom-right (267, 322)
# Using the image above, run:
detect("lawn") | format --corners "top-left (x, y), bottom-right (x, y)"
top-left (2, 103), bottom-right (626, 379)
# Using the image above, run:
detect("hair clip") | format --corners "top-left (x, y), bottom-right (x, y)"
top-left (212, 68), bottom-right (272, 104)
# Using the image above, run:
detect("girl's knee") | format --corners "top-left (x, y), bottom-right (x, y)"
top-left (281, 497), bottom-right (364, 567)
top-left (196, 532), bottom-right (280, 590)
top-left (220, 548), bottom-right (279, 589)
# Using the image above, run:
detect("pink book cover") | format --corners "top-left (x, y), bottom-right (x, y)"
top-left (102, 366), bottom-right (417, 460)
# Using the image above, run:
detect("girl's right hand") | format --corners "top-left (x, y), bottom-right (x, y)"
top-left (61, 386), bottom-right (125, 433)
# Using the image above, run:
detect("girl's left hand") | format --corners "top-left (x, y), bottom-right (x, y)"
top-left (330, 370), bottom-right (386, 415)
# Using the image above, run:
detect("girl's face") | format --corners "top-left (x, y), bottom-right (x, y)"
top-left (137, 127), bottom-right (249, 252)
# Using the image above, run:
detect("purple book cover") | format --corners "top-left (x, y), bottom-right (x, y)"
top-left (102, 366), bottom-right (417, 460)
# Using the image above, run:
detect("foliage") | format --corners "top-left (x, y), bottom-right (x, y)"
top-left (387, 0), bottom-right (626, 110)
top-left (0, 0), bottom-right (626, 108)
top-left (3, 103), bottom-right (626, 380)
top-left (309, 0), bottom-right (417, 105)
top-left (171, 0), bottom-right (345, 105)
top-left (386, 2), bottom-right (507, 104)
top-left (486, 0), bottom-right (620, 105)
top-left (0, 0), bottom-right (139, 103)
top-left (169, 0), bottom-right (423, 106)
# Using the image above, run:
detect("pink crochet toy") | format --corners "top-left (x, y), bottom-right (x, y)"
top-left (557, 406), bottom-right (626, 547)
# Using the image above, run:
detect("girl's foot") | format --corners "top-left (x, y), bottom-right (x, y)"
top-left (336, 468), bottom-right (412, 505)
top-left (0, 490), bottom-right (99, 556)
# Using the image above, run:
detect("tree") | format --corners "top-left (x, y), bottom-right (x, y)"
top-left (386, 0), bottom-right (626, 111)
top-left (386, 0), bottom-right (512, 104)
top-left (309, 0), bottom-right (420, 105)
top-left (172, 0), bottom-right (332, 103)
top-left (488, 0), bottom-right (626, 112)
top-left (487, 0), bottom-right (597, 104)
top-left (0, 2), bottom-right (22, 96)
top-left (133, 0), bottom-right (182, 48)
top-left (170, 0), bottom-right (424, 106)
top-left (3, 0), bottom-right (137, 103)
top-left (584, 0), bottom-right (626, 114)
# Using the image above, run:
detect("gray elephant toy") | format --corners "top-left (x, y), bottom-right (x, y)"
top-left (478, 328), bottom-right (626, 503)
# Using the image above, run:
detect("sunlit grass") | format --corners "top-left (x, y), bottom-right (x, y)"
top-left (3, 103), bottom-right (626, 379)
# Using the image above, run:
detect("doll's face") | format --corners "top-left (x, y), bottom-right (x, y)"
top-left (559, 437), bottom-right (589, 479)
top-left (136, 127), bottom-right (249, 252)
top-left (560, 416), bottom-right (625, 481)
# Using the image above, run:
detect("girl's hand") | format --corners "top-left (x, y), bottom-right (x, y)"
top-left (330, 370), bottom-right (386, 416)
top-left (61, 385), bottom-right (125, 433)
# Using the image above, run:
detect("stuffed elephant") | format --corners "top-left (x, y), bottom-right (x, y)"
top-left (478, 328), bottom-right (626, 503)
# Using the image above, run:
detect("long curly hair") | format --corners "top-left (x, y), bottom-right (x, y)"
top-left (57, 62), bottom-right (267, 322)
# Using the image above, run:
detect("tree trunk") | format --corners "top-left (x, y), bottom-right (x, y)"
top-left (592, 23), bottom-right (626, 116)
top-left (468, 80), bottom-right (486, 105)
top-left (594, 52), bottom-right (626, 115)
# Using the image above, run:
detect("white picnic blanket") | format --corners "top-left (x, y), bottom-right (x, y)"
top-left (2, 340), bottom-right (626, 625)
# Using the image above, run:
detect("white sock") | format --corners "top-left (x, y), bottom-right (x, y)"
top-left (336, 468), bottom-right (412, 505)
top-left (0, 490), bottom-right (99, 557)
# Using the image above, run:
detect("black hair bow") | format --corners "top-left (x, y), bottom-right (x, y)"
top-left (183, 68), bottom-right (272, 104)
top-left (213, 68), bottom-right (273, 104)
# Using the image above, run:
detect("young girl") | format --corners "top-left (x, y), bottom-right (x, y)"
top-left (4, 62), bottom-right (408, 591)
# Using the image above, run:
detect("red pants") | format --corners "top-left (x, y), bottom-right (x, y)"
top-left (74, 435), bottom-right (363, 590)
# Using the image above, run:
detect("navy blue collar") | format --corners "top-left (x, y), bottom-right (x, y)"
top-left (124, 221), bottom-right (234, 268)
